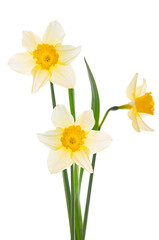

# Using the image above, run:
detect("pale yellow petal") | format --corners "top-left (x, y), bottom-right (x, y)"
top-left (56, 44), bottom-right (81, 65)
top-left (43, 21), bottom-right (65, 45)
top-left (51, 104), bottom-right (74, 129)
top-left (51, 64), bottom-right (76, 88)
top-left (47, 148), bottom-right (72, 174)
top-left (136, 78), bottom-right (147, 97)
top-left (8, 52), bottom-right (36, 74)
top-left (136, 114), bottom-right (154, 131)
top-left (84, 130), bottom-right (112, 154)
top-left (31, 66), bottom-right (50, 93)
top-left (128, 110), bottom-right (140, 132)
top-left (75, 110), bottom-right (95, 132)
top-left (126, 73), bottom-right (138, 100)
top-left (139, 113), bottom-right (148, 118)
top-left (37, 129), bottom-right (62, 150)
top-left (22, 31), bottom-right (42, 52)
top-left (72, 147), bottom-right (93, 173)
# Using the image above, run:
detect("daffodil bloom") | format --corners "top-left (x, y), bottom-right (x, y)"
top-left (8, 21), bottom-right (81, 93)
top-left (125, 73), bottom-right (154, 132)
top-left (37, 105), bottom-right (112, 173)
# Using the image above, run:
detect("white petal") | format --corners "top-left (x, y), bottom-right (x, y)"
top-left (51, 104), bottom-right (74, 129)
top-left (75, 110), bottom-right (95, 132)
top-left (84, 130), bottom-right (112, 154)
top-left (8, 52), bottom-right (36, 74)
top-left (72, 147), bottom-right (93, 173)
top-left (43, 21), bottom-right (65, 45)
top-left (126, 73), bottom-right (138, 100)
top-left (136, 114), bottom-right (154, 131)
top-left (37, 129), bottom-right (63, 150)
top-left (31, 67), bottom-right (50, 93)
top-left (22, 31), bottom-right (42, 52)
top-left (56, 44), bottom-right (81, 65)
top-left (128, 110), bottom-right (140, 132)
top-left (139, 113), bottom-right (148, 118)
top-left (51, 64), bottom-right (76, 88)
top-left (47, 148), bottom-right (73, 174)
top-left (136, 78), bottom-right (147, 97)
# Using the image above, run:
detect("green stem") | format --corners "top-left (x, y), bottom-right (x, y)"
top-left (50, 82), bottom-right (56, 108)
top-left (99, 104), bottom-right (131, 128)
top-left (74, 166), bottom-right (83, 240)
top-left (71, 165), bottom-right (75, 240)
top-left (77, 168), bottom-right (84, 196)
top-left (75, 167), bottom-right (84, 212)
top-left (50, 82), bottom-right (71, 230)
top-left (99, 106), bottom-right (118, 128)
top-left (68, 89), bottom-right (76, 120)
top-left (82, 153), bottom-right (97, 240)
top-left (62, 169), bottom-right (71, 229)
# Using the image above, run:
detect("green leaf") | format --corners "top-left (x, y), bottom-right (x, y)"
top-left (84, 58), bottom-right (100, 130)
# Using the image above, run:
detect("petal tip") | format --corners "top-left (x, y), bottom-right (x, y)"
top-left (8, 59), bottom-right (11, 66)
top-left (134, 126), bottom-right (140, 132)
top-left (150, 128), bottom-right (155, 132)
top-left (22, 31), bottom-right (27, 36)
top-left (77, 45), bottom-right (82, 54)
top-left (8, 55), bottom-right (14, 67)
top-left (22, 31), bottom-right (29, 41)
top-left (49, 169), bottom-right (54, 174)
top-left (37, 133), bottom-right (42, 140)
top-left (90, 167), bottom-right (94, 174)
top-left (31, 86), bottom-right (37, 94)
top-left (109, 136), bottom-right (113, 143)
top-left (52, 20), bottom-right (59, 24)
top-left (48, 167), bottom-right (55, 174)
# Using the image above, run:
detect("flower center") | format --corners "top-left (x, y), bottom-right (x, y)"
top-left (61, 125), bottom-right (86, 152)
top-left (135, 92), bottom-right (154, 115)
top-left (33, 44), bottom-right (59, 70)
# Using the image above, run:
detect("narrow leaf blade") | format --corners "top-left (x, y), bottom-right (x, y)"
top-left (84, 58), bottom-right (100, 130)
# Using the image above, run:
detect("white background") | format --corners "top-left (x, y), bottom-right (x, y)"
top-left (0, 0), bottom-right (159, 239)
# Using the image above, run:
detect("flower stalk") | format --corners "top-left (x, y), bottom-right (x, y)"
top-left (71, 164), bottom-right (75, 240)
top-left (99, 106), bottom-right (119, 128)
top-left (82, 153), bottom-right (97, 240)
top-left (50, 82), bottom-right (56, 108)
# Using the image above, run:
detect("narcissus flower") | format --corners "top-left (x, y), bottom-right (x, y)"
top-left (125, 73), bottom-right (154, 132)
top-left (8, 21), bottom-right (81, 93)
top-left (37, 105), bottom-right (112, 173)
